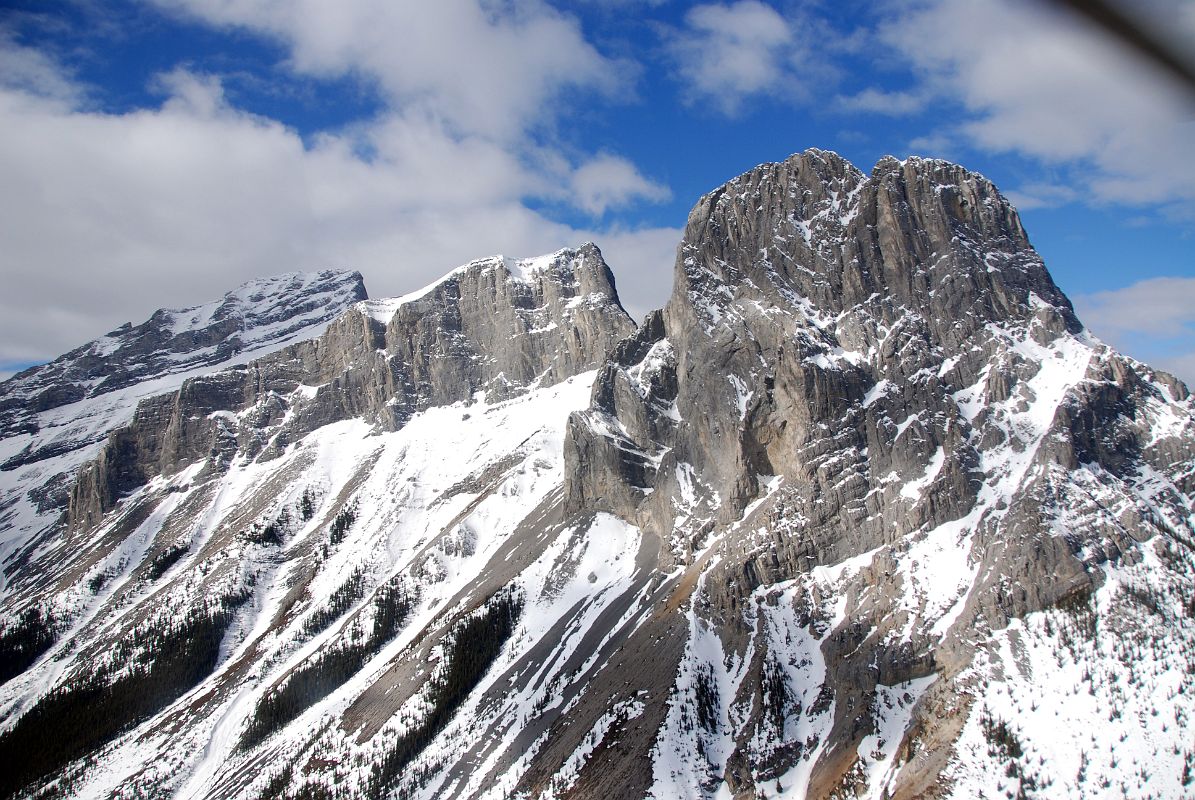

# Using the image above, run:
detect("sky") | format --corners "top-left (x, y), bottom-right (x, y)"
top-left (1, 0), bottom-right (1193, 383)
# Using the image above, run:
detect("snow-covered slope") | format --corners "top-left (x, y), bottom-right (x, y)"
top-left (10, 371), bottom-right (616, 798)
top-left (0, 242), bottom-right (643, 799)
top-left (0, 156), bottom-right (1193, 800)
top-left (0, 270), bottom-right (366, 562)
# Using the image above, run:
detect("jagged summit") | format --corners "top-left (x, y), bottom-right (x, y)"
top-left (676, 149), bottom-right (1076, 335)
top-left (561, 150), bottom-right (1194, 797)
top-left (358, 242), bottom-right (628, 325)
top-left (0, 155), bottom-right (1193, 800)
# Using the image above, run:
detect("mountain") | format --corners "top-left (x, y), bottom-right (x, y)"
top-left (0, 270), bottom-right (367, 568)
top-left (0, 152), bottom-right (1192, 800)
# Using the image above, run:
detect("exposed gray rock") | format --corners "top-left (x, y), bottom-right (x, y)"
top-left (556, 149), bottom-right (1195, 798)
top-left (1, 152), bottom-right (1192, 800)
top-left (66, 244), bottom-right (633, 529)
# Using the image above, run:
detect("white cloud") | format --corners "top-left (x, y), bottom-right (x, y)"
top-left (1074, 277), bottom-right (1195, 339)
top-left (665, 0), bottom-right (797, 115)
top-left (569, 154), bottom-right (671, 217)
top-left (1074, 277), bottom-right (1195, 384)
top-left (905, 133), bottom-right (956, 160)
top-left (1003, 182), bottom-right (1081, 211)
top-left (0, 33), bottom-right (83, 104)
top-left (1155, 352), bottom-right (1195, 387)
top-left (0, 49), bottom-right (675, 367)
top-left (834, 87), bottom-right (928, 115)
top-left (591, 226), bottom-right (683, 322)
top-left (0, 1), bottom-right (682, 368)
top-left (152, 67), bottom-right (228, 117)
top-left (880, 0), bottom-right (1195, 214)
top-left (148, 0), bottom-right (630, 141)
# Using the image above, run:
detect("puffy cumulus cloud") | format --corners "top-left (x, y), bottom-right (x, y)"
top-left (1074, 277), bottom-right (1195, 384)
top-left (0, 0), bottom-right (677, 367)
top-left (880, 0), bottom-right (1195, 215)
top-left (664, 0), bottom-right (797, 114)
top-left (569, 154), bottom-right (671, 217)
top-left (0, 52), bottom-right (674, 367)
top-left (147, 0), bottom-right (631, 141)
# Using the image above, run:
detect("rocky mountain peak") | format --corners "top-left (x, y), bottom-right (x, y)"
top-left (670, 149), bottom-right (1077, 341)
top-left (568, 147), bottom-right (1186, 566)
top-left (0, 155), bottom-right (1192, 800)
top-left (61, 244), bottom-right (632, 531)
top-left (360, 243), bottom-right (626, 344)
top-left (556, 151), bottom-right (1194, 797)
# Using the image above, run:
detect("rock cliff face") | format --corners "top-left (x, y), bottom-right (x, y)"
top-left (559, 150), bottom-right (1195, 798)
top-left (63, 244), bottom-right (632, 531)
top-left (0, 152), bottom-right (1192, 800)
top-left (567, 151), bottom-right (1081, 534)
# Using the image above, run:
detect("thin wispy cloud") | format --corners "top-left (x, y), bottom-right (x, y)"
top-left (1075, 277), bottom-right (1195, 340)
top-left (1075, 276), bottom-right (1195, 383)
top-left (1003, 182), bottom-right (1081, 211)
top-left (834, 87), bottom-right (928, 116)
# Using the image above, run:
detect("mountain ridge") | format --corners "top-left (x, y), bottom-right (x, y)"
top-left (0, 269), bottom-right (368, 417)
top-left (0, 150), bottom-right (1193, 800)
top-left (0, 269), bottom-right (368, 592)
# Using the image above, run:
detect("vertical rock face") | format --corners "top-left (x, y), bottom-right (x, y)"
top-left (0, 153), bottom-right (1193, 800)
top-left (560, 149), bottom-right (1195, 798)
top-left (567, 150), bottom-right (1082, 539)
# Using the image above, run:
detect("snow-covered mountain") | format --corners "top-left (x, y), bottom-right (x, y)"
top-left (0, 152), bottom-right (1192, 800)
top-left (0, 270), bottom-right (367, 569)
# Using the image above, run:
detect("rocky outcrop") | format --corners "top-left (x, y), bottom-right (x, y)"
top-left (556, 149), bottom-right (1195, 798)
top-left (66, 244), bottom-right (633, 529)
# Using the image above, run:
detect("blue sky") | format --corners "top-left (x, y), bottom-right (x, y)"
top-left (1, 0), bottom-right (1193, 382)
